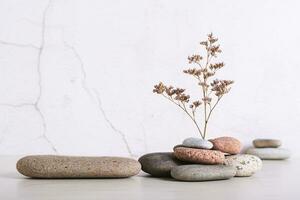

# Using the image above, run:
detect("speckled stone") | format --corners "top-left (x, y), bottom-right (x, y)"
top-left (16, 155), bottom-right (141, 178)
top-left (246, 148), bottom-right (291, 160)
top-left (182, 137), bottom-right (213, 149)
top-left (171, 165), bottom-right (236, 181)
top-left (225, 154), bottom-right (262, 177)
top-left (138, 152), bottom-right (184, 177)
top-left (173, 147), bottom-right (225, 164)
top-left (210, 136), bottom-right (242, 154)
top-left (253, 139), bottom-right (281, 148)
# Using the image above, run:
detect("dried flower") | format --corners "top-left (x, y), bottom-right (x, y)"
top-left (153, 33), bottom-right (233, 139)
top-left (188, 55), bottom-right (203, 64)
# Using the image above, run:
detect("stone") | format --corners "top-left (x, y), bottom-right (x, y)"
top-left (173, 146), bottom-right (225, 164)
top-left (182, 137), bottom-right (213, 149)
top-left (138, 152), bottom-right (184, 177)
top-left (245, 148), bottom-right (290, 160)
top-left (225, 154), bottom-right (262, 177)
top-left (16, 155), bottom-right (141, 178)
top-left (210, 136), bottom-right (242, 154)
top-left (171, 165), bottom-right (236, 181)
top-left (253, 139), bottom-right (281, 148)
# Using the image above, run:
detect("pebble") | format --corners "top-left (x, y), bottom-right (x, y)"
top-left (225, 154), bottom-right (262, 177)
top-left (182, 137), bottom-right (213, 149)
top-left (173, 146), bottom-right (225, 164)
top-left (171, 164), bottom-right (236, 181)
top-left (138, 152), bottom-right (184, 177)
top-left (246, 148), bottom-right (290, 160)
top-left (210, 136), bottom-right (242, 154)
top-left (253, 139), bottom-right (281, 148)
top-left (16, 155), bottom-right (141, 178)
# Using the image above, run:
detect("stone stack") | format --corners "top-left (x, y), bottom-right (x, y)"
top-left (139, 136), bottom-right (262, 181)
top-left (246, 139), bottom-right (291, 160)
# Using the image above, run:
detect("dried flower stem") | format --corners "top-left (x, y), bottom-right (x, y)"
top-left (153, 33), bottom-right (233, 139)
top-left (161, 94), bottom-right (204, 138)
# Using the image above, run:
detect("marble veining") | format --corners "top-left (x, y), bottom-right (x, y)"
top-left (0, 0), bottom-right (299, 156)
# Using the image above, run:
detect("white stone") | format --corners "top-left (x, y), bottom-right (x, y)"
top-left (182, 137), bottom-right (213, 149)
top-left (225, 154), bottom-right (262, 177)
top-left (246, 148), bottom-right (291, 160)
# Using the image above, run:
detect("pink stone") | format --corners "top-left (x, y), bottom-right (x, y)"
top-left (173, 147), bottom-right (225, 164)
top-left (210, 136), bottom-right (242, 154)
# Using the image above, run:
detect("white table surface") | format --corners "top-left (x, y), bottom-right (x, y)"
top-left (0, 156), bottom-right (299, 200)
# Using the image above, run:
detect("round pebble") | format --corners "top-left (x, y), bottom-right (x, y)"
top-left (225, 154), bottom-right (262, 177)
top-left (182, 137), bottom-right (213, 149)
top-left (138, 152), bottom-right (184, 177)
top-left (210, 136), bottom-right (242, 154)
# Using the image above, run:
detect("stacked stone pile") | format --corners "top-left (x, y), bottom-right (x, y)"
top-left (246, 139), bottom-right (290, 160)
top-left (139, 136), bottom-right (263, 181)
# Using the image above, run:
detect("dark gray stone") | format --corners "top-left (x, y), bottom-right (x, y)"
top-left (138, 152), bottom-right (184, 177)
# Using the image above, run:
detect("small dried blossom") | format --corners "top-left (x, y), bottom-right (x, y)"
top-left (188, 55), bottom-right (203, 64)
top-left (183, 68), bottom-right (202, 76)
top-left (190, 100), bottom-right (202, 109)
top-left (153, 82), bottom-right (165, 94)
top-left (209, 62), bottom-right (225, 70)
top-left (211, 79), bottom-right (234, 97)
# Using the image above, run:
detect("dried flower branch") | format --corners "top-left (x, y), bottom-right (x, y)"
top-left (153, 33), bottom-right (234, 139)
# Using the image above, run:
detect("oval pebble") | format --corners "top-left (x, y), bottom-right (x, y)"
top-left (246, 148), bottom-right (290, 160)
top-left (253, 139), bottom-right (281, 148)
top-left (225, 154), bottom-right (262, 177)
top-left (173, 147), bottom-right (225, 164)
top-left (138, 152), bottom-right (184, 177)
top-left (182, 137), bottom-right (213, 149)
top-left (17, 155), bottom-right (141, 178)
top-left (171, 165), bottom-right (236, 181)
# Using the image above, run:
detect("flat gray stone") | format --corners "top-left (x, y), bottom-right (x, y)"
top-left (182, 137), bottom-right (213, 149)
top-left (225, 154), bottom-right (262, 177)
top-left (16, 155), bottom-right (141, 178)
top-left (138, 152), bottom-right (184, 177)
top-left (253, 139), bottom-right (281, 148)
top-left (170, 165), bottom-right (236, 181)
top-left (246, 148), bottom-right (290, 160)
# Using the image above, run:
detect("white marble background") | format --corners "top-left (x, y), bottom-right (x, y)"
top-left (0, 0), bottom-right (299, 157)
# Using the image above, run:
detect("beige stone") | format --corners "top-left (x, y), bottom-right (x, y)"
top-left (253, 139), bottom-right (281, 148)
top-left (16, 155), bottom-right (141, 178)
top-left (210, 136), bottom-right (242, 154)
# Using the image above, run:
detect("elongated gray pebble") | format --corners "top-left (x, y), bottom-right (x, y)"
top-left (16, 155), bottom-right (141, 178)
top-left (246, 148), bottom-right (290, 160)
top-left (171, 165), bottom-right (236, 181)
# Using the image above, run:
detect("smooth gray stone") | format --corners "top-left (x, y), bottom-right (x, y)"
top-left (138, 152), bottom-right (185, 177)
top-left (182, 137), bottom-right (213, 149)
top-left (170, 165), bottom-right (236, 181)
top-left (246, 148), bottom-right (290, 160)
top-left (225, 154), bottom-right (262, 177)
top-left (17, 155), bottom-right (141, 178)
top-left (253, 139), bottom-right (281, 148)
